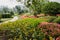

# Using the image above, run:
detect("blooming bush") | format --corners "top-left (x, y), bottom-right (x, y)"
top-left (56, 36), bottom-right (60, 40)
top-left (20, 15), bottom-right (37, 19)
top-left (38, 22), bottom-right (60, 38)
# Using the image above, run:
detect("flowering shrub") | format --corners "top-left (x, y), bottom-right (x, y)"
top-left (20, 14), bottom-right (29, 19)
top-left (38, 22), bottom-right (60, 38)
top-left (20, 15), bottom-right (37, 19)
top-left (56, 36), bottom-right (60, 40)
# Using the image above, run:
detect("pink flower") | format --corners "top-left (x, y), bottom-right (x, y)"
top-left (57, 24), bottom-right (60, 28)
top-left (38, 22), bottom-right (60, 37)
top-left (45, 32), bottom-right (48, 35)
top-left (56, 36), bottom-right (60, 40)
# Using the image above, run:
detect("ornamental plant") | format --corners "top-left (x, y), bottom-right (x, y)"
top-left (53, 16), bottom-right (60, 24)
top-left (56, 36), bottom-right (60, 40)
top-left (0, 18), bottom-right (46, 40)
top-left (47, 16), bottom-right (57, 22)
top-left (38, 22), bottom-right (60, 38)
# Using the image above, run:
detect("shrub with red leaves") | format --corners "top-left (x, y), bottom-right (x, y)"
top-left (20, 14), bottom-right (29, 19)
top-left (29, 15), bottom-right (37, 18)
top-left (38, 22), bottom-right (60, 37)
top-left (56, 36), bottom-right (60, 40)
top-left (21, 15), bottom-right (37, 19)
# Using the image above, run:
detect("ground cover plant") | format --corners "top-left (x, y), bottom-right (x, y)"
top-left (0, 18), bottom-right (47, 40)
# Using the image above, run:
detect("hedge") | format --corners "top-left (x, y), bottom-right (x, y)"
top-left (1, 14), bottom-right (12, 18)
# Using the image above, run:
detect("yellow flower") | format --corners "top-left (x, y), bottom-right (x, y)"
top-left (49, 36), bottom-right (53, 40)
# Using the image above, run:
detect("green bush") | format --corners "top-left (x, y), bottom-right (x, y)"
top-left (0, 18), bottom-right (46, 40)
top-left (47, 16), bottom-right (57, 22)
top-left (53, 16), bottom-right (60, 24)
top-left (42, 2), bottom-right (60, 16)
top-left (1, 14), bottom-right (12, 18)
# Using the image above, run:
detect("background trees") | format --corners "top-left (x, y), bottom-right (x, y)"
top-left (15, 5), bottom-right (21, 14)
top-left (2, 7), bottom-right (9, 13)
top-left (0, 6), bottom-right (14, 18)
top-left (16, 0), bottom-right (49, 16)
top-left (42, 2), bottom-right (60, 16)
top-left (15, 5), bottom-right (28, 14)
top-left (25, 0), bottom-right (49, 16)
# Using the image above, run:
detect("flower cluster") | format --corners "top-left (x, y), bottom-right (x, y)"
top-left (38, 22), bottom-right (60, 37)
top-left (20, 15), bottom-right (37, 19)
top-left (56, 36), bottom-right (60, 40)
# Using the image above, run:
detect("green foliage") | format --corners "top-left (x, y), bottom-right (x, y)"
top-left (0, 6), bottom-right (14, 17)
top-left (42, 2), bottom-right (60, 16)
top-left (47, 16), bottom-right (57, 22)
top-left (0, 14), bottom-right (2, 22)
top-left (26, 0), bottom-right (48, 16)
top-left (0, 18), bottom-right (46, 40)
top-left (15, 5), bottom-right (21, 14)
top-left (47, 16), bottom-right (60, 24)
top-left (53, 16), bottom-right (60, 24)
top-left (2, 7), bottom-right (9, 13)
top-left (15, 5), bottom-right (28, 14)
top-left (1, 14), bottom-right (12, 18)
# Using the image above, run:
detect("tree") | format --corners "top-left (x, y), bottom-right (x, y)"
top-left (2, 7), bottom-right (9, 13)
top-left (0, 14), bottom-right (2, 22)
top-left (42, 2), bottom-right (60, 16)
top-left (15, 5), bottom-right (28, 14)
top-left (16, 0), bottom-right (49, 16)
top-left (15, 5), bottom-right (21, 14)
top-left (25, 0), bottom-right (49, 16)
top-left (1, 6), bottom-right (14, 18)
